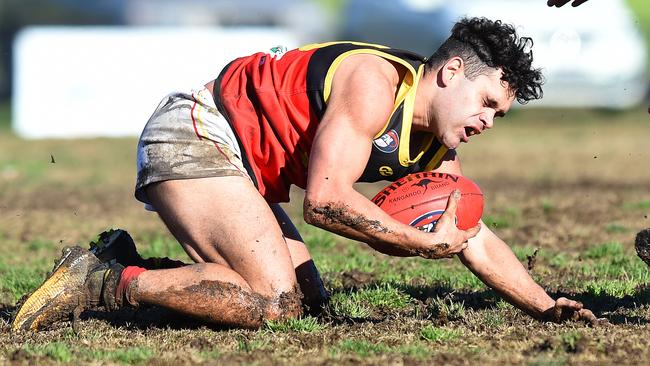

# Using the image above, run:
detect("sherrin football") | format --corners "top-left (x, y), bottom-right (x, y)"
top-left (372, 172), bottom-right (483, 232)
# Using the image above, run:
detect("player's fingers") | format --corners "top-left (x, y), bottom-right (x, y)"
top-left (553, 303), bottom-right (563, 321)
top-left (578, 308), bottom-right (595, 319)
top-left (593, 317), bottom-right (610, 327)
top-left (578, 309), bottom-right (598, 325)
top-left (555, 297), bottom-right (568, 306)
top-left (571, 300), bottom-right (584, 310)
top-left (443, 190), bottom-right (461, 217)
top-left (556, 297), bottom-right (583, 310)
top-left (571, 310), bottom-right (580, 321)
top-left (462, 223), bottom-right (481, 242)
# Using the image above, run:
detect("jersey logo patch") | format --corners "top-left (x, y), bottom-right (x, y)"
top-left (260, 45), bottom-right (288, 65)
top-left (269, 45), bottom-right (288, 60)
top-left (373, 129), bottom-right (399, 153)
top-left (379, 166), bottom-right (393, 176)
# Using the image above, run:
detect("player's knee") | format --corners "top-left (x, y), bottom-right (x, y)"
top-left (264, 290), bottom-right (304, 321)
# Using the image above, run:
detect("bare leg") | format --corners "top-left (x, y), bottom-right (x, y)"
top-left (133, 264), bottom-right (301, 328)
top-left (130, 176), bottom-right (302, 328)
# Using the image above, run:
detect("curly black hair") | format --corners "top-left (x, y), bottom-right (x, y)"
top-left (425, 17), bottom-right (544, 104)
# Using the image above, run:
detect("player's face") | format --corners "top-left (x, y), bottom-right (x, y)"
top-left (432, 68), bottom-right (514, 149)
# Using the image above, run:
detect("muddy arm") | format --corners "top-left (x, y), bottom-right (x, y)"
top-left (304, 54), bottom-right (476, 259)
top-left (458, 223), bottom-right (557, 318)
top-left (428, 152), bottom-right (555, 315)
top-left (431, 155), bottom-right (598, 323)
top-left (302, 55), bottom-right (425, 255)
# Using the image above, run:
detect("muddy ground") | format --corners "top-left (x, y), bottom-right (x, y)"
top-left (0, 108), bottom-right (649, 364)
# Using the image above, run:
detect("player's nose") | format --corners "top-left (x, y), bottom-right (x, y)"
top-left (479, 113), bottom-right (494, 130)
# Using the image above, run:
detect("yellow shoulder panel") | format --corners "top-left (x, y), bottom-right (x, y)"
top-left (298, 41), bottom-right (389, 52)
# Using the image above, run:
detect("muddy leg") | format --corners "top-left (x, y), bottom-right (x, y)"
top-left (138, 177), bottom-right (303, 328)
top-left (130, 264), bottom-right (302, 328)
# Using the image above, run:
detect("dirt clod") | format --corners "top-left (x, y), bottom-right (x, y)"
top-left (341, 270), bottom-right (375, 289)
top-left (527, 248), bottom-right (539, 271)
top-left (10, 348), bottom-right (31, 362)
top-left (189, 336), bottom-right (212, 350)
top-left (634, 228), bottom-right (650, 266)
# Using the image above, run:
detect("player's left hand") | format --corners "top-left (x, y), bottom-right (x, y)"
top-left (542, 297), bottom-right (608, 326)
top-left (547, 0), bottom-right (589, 7)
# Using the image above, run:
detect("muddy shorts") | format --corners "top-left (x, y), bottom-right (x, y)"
top-left (135, 87), bottom-right (250, 210)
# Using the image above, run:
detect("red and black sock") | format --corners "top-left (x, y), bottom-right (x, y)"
top-left (115, 266), bottom-right (146, 306)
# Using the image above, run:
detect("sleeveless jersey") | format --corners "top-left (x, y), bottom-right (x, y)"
top-left (213, 42), bottom-right (448, 202)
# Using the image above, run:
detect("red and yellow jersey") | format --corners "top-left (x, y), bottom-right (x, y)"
top-left (213, 42), bottom-right (448, 202)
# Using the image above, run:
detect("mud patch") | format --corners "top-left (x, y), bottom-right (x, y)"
top-left (189, 336), bottom-right (212, 350)
top-left (273, 290), bottom-right (303, 319)
top-left (10, 348), bottom-right (37, 363)
top-left (304, 199), bottom-right (392, 234)
top-left (409, 242), bottom-right (450, 259)
top-left (138, 280), bottom-right (302, 329)
top-left (341, 270), bottom-right (376, 290)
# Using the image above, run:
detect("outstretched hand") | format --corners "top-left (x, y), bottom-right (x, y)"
top-left (542, 297), bottom-right (608, 326)
top-left (547, 0), bottom-right (589, 7)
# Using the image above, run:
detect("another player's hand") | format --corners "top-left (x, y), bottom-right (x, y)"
top-left (415, 190), bottom-right (481, 259)
top-left (542, 297), bottom-right (608, 326)
top-left (547, 0), bottom-right (589, 7)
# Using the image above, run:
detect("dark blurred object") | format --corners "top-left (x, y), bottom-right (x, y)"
top-left (635, 228), bottom-right (650, 267)
top-left (0, 0), bottom-right (122, 101)
top-left (547, 0), bottom-right (589, 7)
top-left (338, 0), bottom-right (648, 109)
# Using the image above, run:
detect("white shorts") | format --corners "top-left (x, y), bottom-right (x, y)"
top-left (135, 87), bottom-right (250, 210)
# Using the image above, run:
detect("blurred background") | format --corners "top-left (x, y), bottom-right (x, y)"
top-left (0, 0), bottom-right (648, 138)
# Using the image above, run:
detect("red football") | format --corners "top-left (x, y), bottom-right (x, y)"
top-left (372, 172), bottom-right (483, 232)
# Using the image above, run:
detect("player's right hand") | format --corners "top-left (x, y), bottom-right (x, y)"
top-left (415, 190), bottom-right (481, 259)
top-left (542, 297), bottom-right (609, 326)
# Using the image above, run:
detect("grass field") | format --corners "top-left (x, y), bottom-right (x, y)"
top-left (0, 105), bottom-right (649, 365)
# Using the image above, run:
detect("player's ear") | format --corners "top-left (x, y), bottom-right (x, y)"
top-left (440, 57), bottom-right (464, 86)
